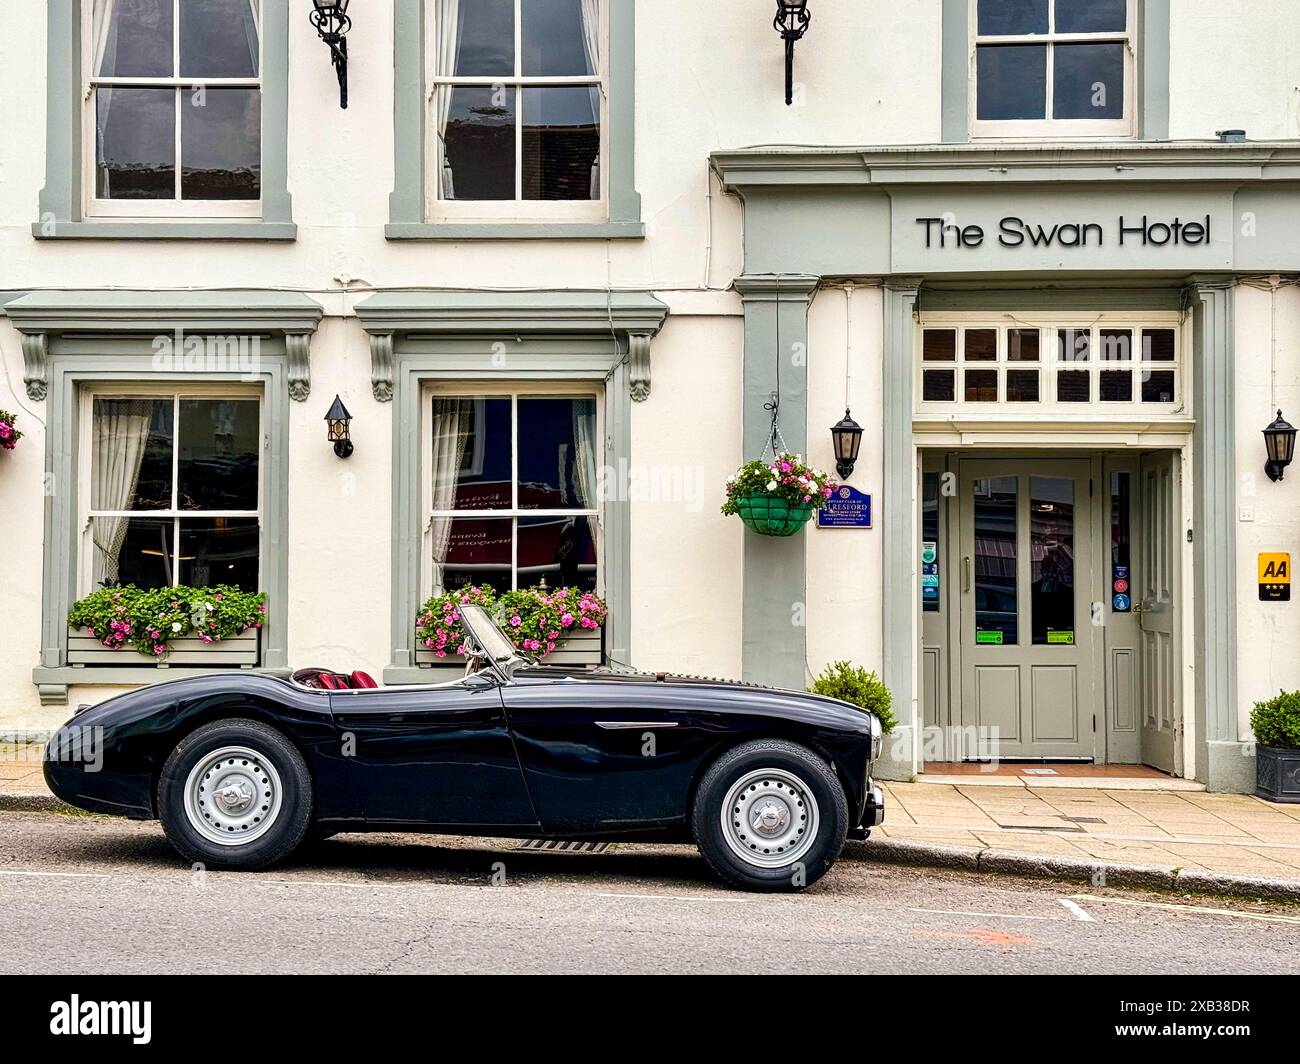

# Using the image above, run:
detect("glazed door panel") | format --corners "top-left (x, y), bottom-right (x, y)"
top-left (1138, 452), bottom-right (1178, 773)
top-left (958, 460), bottom-right (1097, 759)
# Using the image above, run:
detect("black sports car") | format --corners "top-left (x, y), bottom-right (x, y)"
top-left (45, 606), bottom-right (885, 891)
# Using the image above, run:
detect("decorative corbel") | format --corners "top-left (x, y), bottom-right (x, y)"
top-left (20, 333), bottom-right (49, 401)
top-left (370, 331), bottom-right (395, 402)
top-left (628, 331), bottom-right (653, 403)
top-left (285, 332), bottom-right (312, 402)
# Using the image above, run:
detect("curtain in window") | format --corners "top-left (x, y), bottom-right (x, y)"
top-left (434, 0), bottom-right (463, 199)
top-left (90, 399), bottom-right (152, 587)
top-left (244, 0), bottom-right (261, 72)
top-left (429, 398), bottom-right (472, 592)
top-left (571, 399), bottom-right (599, 548)
top-left (580, 0), bottom-right (602, 198)
top-left (92, 0), bottom-right (119, 195)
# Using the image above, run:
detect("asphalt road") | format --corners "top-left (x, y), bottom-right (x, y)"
top-left (2, 811), bottom-right (1298, 975)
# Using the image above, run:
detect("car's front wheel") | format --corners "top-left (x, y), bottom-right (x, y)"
top-left (691, 739), bottom-right (849, 892)
top-left (158, 719), bottom-right (313, 871)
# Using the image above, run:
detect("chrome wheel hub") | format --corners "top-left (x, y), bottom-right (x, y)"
top-left (720, 767), bottom-right (820, 869)
top-left (183, 746), bottom-right (283, 847)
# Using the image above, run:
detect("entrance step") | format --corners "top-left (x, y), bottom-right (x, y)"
top-left (918, 763), bottom-right (1205, 792)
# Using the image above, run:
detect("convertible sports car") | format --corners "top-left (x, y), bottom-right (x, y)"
top-left (45, 606), bottom-right (885, 892)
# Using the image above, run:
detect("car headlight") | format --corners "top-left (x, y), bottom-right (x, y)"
top-left (870, 714), bottom-right (882, 761)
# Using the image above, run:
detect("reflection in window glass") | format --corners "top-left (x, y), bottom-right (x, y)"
top-left (922, 473), bottom-right (941, 613)
top-left (522, 87), bottom-right (601, 201)
top-left (180, 0), bottom-right (260, 78)
top-left (964, 329), bottom-right (997, 361)
top-left (1058, 328), bottom-right (1091, 364)
top-left (974, 477), bottom-right (1017, 644)
top-left (1008, 329), bottom-right (1040, 362)
top-left (1053, 43), bottom-right (1125, 120)
top-left (923, 330), bottom-right (957, 361)
top-left (518, 397), bottom-right (597, 509)
top-left (1057, 371), bottom-right (1091, 403)
top-left (1055, 0), bottom-right (1126, 33)
top-left (1142, 370), bottom-right (1176, 403)
top-left (452, 0), bottom-right (516, 75)
top-left (977, 0), bottom-right (1048, 36)
top-left (178, 399), bottom-right (260, 511)
top-left (519, 515), bottom-right (598, 591)
top-left (1100, 369), bottom-right (1133, 402)
top-left (437, 517), bottom-right (513, 591)
top-left (977, 44), bottom-right (1047, 120)
top-left (1006, 369), bottom-right (1040, 402)
top-left (181, 517), bottom-right (260, 591)
top-left (441, 87), bottom-right (518, 201)
top-left (1110, 472), bottom-right (1132, 612)
top-left (1099, 329), bottom-right (1132, 362)
top-left (1142, 329), bottom-right (1176, 361)
top-left (96, 88), bottom-right (176, 200)
top-left (923, 370), bottom-right (956, 403)
top-left (965, 370), bottom-right (998, 402)
top-left (522, 0), bottom-right (596, 76)
top-left (1030, 478), bottom-right (1074, 645)
top-left (180, 89), bottom-right (261, 200)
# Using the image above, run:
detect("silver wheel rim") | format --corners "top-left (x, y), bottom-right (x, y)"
top-left (720, 767), bottom-right (820, 868)
top-left (183, 745), bottom-right (284, 847)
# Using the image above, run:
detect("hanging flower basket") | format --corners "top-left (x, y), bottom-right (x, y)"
top-left (722, 453), bottom-right (837, 538)
top-left (0, 410), bottom-right (23, 452)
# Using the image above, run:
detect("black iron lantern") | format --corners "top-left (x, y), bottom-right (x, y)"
top-left (325, 395), bottom-right (354, 459)
top-left (310, 0), bottom-right (351, 109)
top-left (773, 1), bottom-right (812, 106)
top-left (1264, 409), bottom-right (1297, 482)
top-left (830, 409), bottom-right (863, 481)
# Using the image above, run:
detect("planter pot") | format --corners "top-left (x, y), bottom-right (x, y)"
top-left (416, 626), bottom-right (604, 668)
top-left (67, 627), bottom-right (261, 668)
top-left (1255, 744), bottom-right (1300, 804)
top-left (734, 493), bottom-right (816, 537)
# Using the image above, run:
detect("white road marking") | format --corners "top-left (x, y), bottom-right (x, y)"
top-left (0, 868), bottom-right (111, 880)
top-left (1070, 893), bottom-right (1300, 925)
top-left (1058, 898), bottom-right (1095, 922)
top-left (908, 907), bottom-right (1063, 922)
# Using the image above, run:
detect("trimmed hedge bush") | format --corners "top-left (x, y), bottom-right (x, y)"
top-left (1251, 690), bottom-right (1300, 750)
top-left (810, 660), bottom-right (897, 734)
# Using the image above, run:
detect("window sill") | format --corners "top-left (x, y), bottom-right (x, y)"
top-left (385, 220), bottom-right (645, 241)
top-left (32, 665), bottom-right (292, 706)
top-left (32, 220), bottom-right (297, 241)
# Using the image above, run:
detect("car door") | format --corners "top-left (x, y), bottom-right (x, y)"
top-left (329, 676), bottom-right (539, 829)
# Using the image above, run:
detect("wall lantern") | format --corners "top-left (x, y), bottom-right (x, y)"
top-left (1263, 409), bottom-right (1297, 482)
top-left (773, 1), bottom-right (812, 106)
top-left (325, 395), bottom-right (355, 459)
top-left (830, 409), bottom-right (863, 481)
top-left (310, 0), bottom-right (351, 109)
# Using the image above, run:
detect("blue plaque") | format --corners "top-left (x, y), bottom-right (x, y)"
top-left (817, 486), bottom-right (873, 529)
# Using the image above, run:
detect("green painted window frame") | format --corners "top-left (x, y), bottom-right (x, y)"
top-left (34, 0), bottom-right (295, 241)
top-left (386, 0), bottom-right (643, 240)
top-left (942, 0), bottom-right (1170, 143)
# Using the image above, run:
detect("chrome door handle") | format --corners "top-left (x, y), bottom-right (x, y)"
top-left (963, 556), bottom-right (972, 592)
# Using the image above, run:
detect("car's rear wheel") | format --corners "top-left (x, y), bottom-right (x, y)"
top-left (158, 719), bottom-right (312, 871)
top-left (691, 738), bottom-right (849, 892)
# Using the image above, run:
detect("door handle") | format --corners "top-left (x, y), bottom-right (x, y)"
top-left (963, 556), bottom-right (972, 592)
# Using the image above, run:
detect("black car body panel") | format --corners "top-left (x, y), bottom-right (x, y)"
top-left (46, 662), bottom-right (883, 841)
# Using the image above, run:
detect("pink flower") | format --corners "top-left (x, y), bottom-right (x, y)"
top-left (803, 495), bottom-right (812, 502)
top-left (0, 424), bottom-right (10, 439)
top-left (780, 461), bottom-right (792, 472)
top-left (561, 613), bottom-right (574, 627)
top-left (153, 646), bottom-right (165, 656)
top-left (510, 616), bottom-right (522, 628)
top-left (257, 604), bottom-right (266, 614)
top-left (214, 594), bottom-right (223, 602)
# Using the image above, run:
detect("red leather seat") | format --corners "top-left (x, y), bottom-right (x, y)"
top-left (318, 673), bottom-right (340, 690)
top-left (351, 671), bottom-right (378, 689)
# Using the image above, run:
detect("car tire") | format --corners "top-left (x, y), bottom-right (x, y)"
top-left (691, 738), bottom-right (849, 893)
top-left (158, 718), bottom-right (313, 871)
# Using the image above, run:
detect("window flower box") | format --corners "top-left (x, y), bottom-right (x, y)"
top-left (416, 626), bottom-right (602, 668)
top-left (67, 627), bottom-right (260, 668)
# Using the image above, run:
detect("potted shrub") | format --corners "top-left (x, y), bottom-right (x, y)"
top-left (810, 660), bottom-right (897, 733)
top-left (0, 410), bottom-right (23, 452)
top-left (1251, 690), bottom-right (1300, 803)
top-left (721, 452), bottom-right (837, 537)
top-left (67, 585), bottom-right (266, 666)
top-left (415, 584), bottom-right (608, 667)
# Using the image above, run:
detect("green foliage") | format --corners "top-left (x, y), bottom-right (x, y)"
top-left (810, 660), bottom-right (897, 733)
top-left (1251, 690), bottom-right (1300, 750)
top-left (416, 584), bottom-right (608, 661)
top-left (68, 585), bottom-right (266, 659)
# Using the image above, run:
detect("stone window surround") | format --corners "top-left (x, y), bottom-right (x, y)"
top-left (34, 0), bottom-right (294, 241)
top-left (354, 289), bottom-right (667, 683)
top-left (2, 290), bottom-right (323, 705)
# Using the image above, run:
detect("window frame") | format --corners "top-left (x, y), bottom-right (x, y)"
top-left (77, 381), bottom-right (266, 597)
top-left (425, 0), bottom-right (609, 222)
top-left (421, 382), bottom-right (604, 599)
top-left (969, 0), bottom-right (1137, 140)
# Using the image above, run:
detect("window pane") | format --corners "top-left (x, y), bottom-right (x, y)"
top-left (1008, 329), bottom-right (1040, 362)
top-left (923, 330), bottom-right (957, 361)
top-left (518, 398), bottom-right (598, 510)
top-left (974, 477), bottom-right (1018, 645)
top-left (436, 517), bottom-right (513, 592)
top-left (441, 87), bottom-right (517, 201)
top-left (977, 44), bottom-right (1047, 120)
top-left (177, 399), bottom-right (260, 511)
top-left (965, 369), bottom-right (998, 402)
top-left (1100, 369), bottom-right (1133, 402)
top-left (522, 0), bottom-right (597, 76)
top-left (1057, 371), bottom-right (1091, 402)
top-left (1098, 328), bottom-right (1132, 361)
top-left (1057, 328), bottom-right (1091, 364)
top-left (1054, 0), bottom-right (1126, 33)
top-left (453, 0), bottom-right (515, 75)
top-left (434, 398), bottom-right (512, 510)
top-left (923, 370), bottom-right (955, 403)
top-left (180, 518), bottom-right (259, 591)
top-left (1142, 329), bottom-right (1176, 361)
top-left (1030, 477), bottom-right (1074, 646)
top-left (1006, 369), bottom-right (1040, 402)
top-left (522, 87), bottom-right (601, 201)
top-left (1053, 42), bottom-right (1125, 120)
top-left (922, 473), bottom-right (941, 613)
top-left (92, 398), bottom-right (173, 511)
top-left (96, 0), bottom-right (174, 77)
top-left (96, 88), bottom-right (176, 200)
top-left (519, 516), bottom-right (597, 592)
top-left (1110, 471), bottom-right (1132, 613)
top-left (977, 0), bottom-right (1048, 35)
top-left (92, 516), bottom-right (174, 589)
top-left (964, 329), bottom-right (997, 361)
top-left (180, 0), bottom-right (260, 77)
top-left (1141, 371), bottom-right (1176, 403)
top-left (182, 89), bottom-right (261, 200)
